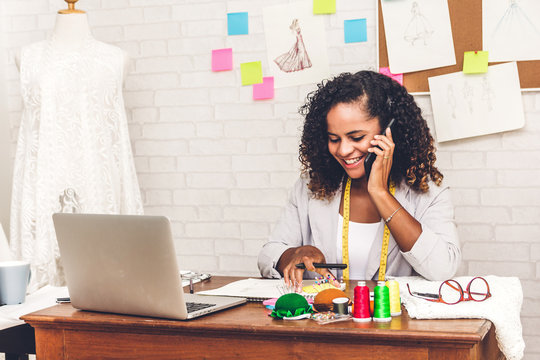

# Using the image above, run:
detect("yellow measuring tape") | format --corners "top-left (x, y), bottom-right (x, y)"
top-left (341, 177), bottom-right (396, 281)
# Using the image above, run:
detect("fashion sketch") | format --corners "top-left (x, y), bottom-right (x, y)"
top-left (492, 0), bottom-right (539, 39)
top-left (274, 19), bottom-right (312, 73)
top-left (428, 62), bottom-right (524, 143)
top-left (403, 1), bottom-right (434, 46)
top-left (462, 81), bottom-right (474, 114)
top-left (481, 78), bottom-right (495, 112)
top-left (447, 85), bottom-right (457, 120)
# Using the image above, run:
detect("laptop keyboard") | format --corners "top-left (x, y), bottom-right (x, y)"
top-left (186, 302), bottom-right (216, 313)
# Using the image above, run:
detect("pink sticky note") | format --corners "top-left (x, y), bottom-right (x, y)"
top-left (379, 67), bottom-right (403, 86)
top-left (212, 48), bottom-right (233, 72)
top-left (253, 76), bottom-right (274, 100)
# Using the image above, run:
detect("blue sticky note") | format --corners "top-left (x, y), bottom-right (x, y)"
top-left (344, 19), bottom-right (367, 43)
top-left (227, 12), bottom-right (248, 35)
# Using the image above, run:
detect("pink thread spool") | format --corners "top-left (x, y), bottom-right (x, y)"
top-left (353, 281), bottom-right (371, 322)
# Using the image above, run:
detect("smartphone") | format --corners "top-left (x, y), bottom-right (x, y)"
top-left (364, 118), bottom-right (395, 179)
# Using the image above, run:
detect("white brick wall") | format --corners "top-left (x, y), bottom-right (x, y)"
top-left (2, 0), bottom-right (540, 357)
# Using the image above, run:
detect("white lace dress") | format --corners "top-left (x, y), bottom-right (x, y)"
top-left (10, 36), bottom-right (143, 292)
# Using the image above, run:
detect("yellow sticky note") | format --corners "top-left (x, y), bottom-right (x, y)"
top-left (240, 61), bottom-right (263, 86)
top-left (314, 0), bottom-right (336, 14)
top-left (463, 51), bottom-right (489, 74)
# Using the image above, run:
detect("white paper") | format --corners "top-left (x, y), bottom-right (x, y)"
top-left (198, 278), bottom-right (284, 299)
top-left (483, 0), bottom-right (540, 62)
top-left (428, 62), bottom-right (525, 142)
top-left (381, 0), bottom-right (455, 74)
top-left (0, 285), bottom-right (69, 330)
top-left (197, 278), bottom-right (345, 300)
top-left (0, 274), bottom-right (198, 330)
top-left (263, 2), bottom-right (330, 88)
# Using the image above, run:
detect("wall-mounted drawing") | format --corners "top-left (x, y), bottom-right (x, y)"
top-left (481, 78), bottom-right (494, 112)
top-left (403, 2), bottom-right (434, 46)
top-left (483, 0), bottom-right (540, 61)
top-left (428, 62), bottom-right (524, 142)
top-left (380, 0), bottom-right (455, 74)
top-left (263, 2), bottom-right (329, 88)
top-left (462, 81), bottom-right (474, 114)
top-left (446, 84), bottom-right (457, 120)
top-left (274, 19), bottom-right (312, 73)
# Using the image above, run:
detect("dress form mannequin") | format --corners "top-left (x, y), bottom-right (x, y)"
top-left (51, 12), bottom-right (131, 72)
top-left (14, 0), bottom-right (90, 67)
top-left (10, 0), bottom-right (143, 292)
top-left (15, 11), bottom-right (131, 75)
top-left (52, 12), bottom-right (90, 50)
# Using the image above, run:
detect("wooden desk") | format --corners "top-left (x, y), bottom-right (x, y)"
top-left (22, 277), bottom-right (502, 360)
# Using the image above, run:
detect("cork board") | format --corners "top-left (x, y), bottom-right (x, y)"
top-left (378, 0), bottom-right (540, 93)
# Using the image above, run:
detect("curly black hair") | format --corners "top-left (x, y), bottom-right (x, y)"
top-left (299, 70), bottom-right (442, 199)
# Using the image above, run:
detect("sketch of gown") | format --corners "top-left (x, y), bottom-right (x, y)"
top-left (487, 0), bottom-right (540, 61)
top-left (11, 35), bottom-right (143, 292)
top-left (403, 1), bottom-right (434, 46)
top-left (492, 0), bottom-right (540, 39)
top-left (274, 19), bottom-right (312, 73)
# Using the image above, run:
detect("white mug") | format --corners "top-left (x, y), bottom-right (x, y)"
top-left (0, 261), bottom-right (31, 305)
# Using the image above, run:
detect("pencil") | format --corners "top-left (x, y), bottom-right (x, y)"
top-left (295, 263), bottom-right (347, 269)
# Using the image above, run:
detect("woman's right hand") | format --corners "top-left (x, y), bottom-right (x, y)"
top-left (276, 245), bottom-right (338, 289)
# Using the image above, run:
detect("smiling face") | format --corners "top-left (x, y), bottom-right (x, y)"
top-left (326, 102), bottom-right (381, 180)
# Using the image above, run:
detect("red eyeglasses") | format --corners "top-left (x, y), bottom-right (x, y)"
top-left (407, 277), bottom-right (491, 305)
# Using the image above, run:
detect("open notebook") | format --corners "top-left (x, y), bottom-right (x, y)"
top-left (197, 278), bottom-right (346, 302)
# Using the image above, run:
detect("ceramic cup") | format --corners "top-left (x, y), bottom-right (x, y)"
top-left (0, 261), bottom-right (31, 305)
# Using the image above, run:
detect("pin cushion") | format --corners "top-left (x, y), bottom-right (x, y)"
top-left (302, 282), bottom-right (340, 294)
top-left (269, 293), bottom-right (313, 319)
top-left (313, 288), bottom-right (350, 312)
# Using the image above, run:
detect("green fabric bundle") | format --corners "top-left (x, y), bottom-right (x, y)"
top-left (270, 293), bottom-right (313, 319)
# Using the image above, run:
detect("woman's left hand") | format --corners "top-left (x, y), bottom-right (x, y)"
top-left (367, 127), bottom-right (395, 195)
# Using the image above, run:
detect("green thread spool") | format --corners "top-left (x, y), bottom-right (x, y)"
top-left (373, 281), bottom-right (391, 322)
top-left (385, 280), bottom-right (402, 316)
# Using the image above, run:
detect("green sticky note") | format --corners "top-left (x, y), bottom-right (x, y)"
top-left (313, 0), bottom-right (336, 14)
top-left (240, 61), bottom-right (263, 86)
top-left (463, 51), bottom-right (489, 74)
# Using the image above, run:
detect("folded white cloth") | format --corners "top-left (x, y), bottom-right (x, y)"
top-left (393, 276), bottom-right (524, 360)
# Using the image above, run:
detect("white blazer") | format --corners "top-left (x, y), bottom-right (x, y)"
top-left (258, 176), bottom-right (461, 281)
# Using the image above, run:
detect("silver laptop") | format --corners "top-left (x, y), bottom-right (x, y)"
top-left (52, 213), bottom-right (246, 320)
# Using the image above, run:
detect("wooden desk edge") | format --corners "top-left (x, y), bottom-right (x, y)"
top-left (20, 277), bottom-right (503, 359)
top-left (21, 304), bottom-right (492, 346)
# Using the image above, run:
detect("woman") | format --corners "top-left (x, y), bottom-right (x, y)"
top-left (258, 71), bottom-right (460, 286)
